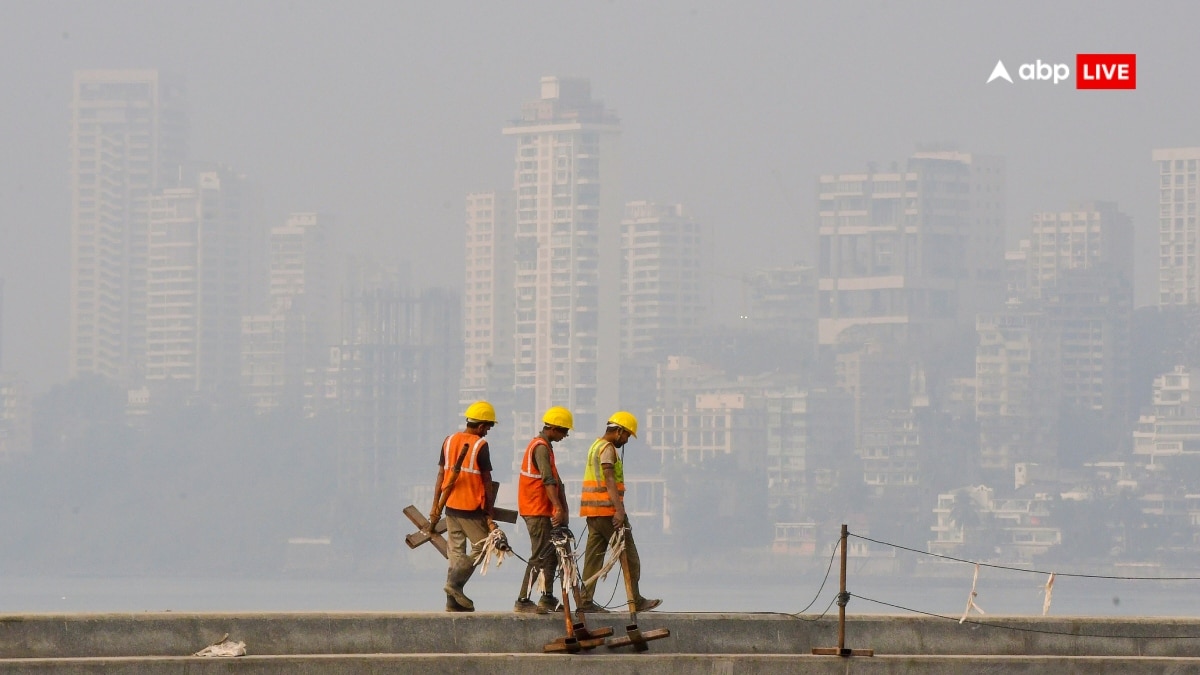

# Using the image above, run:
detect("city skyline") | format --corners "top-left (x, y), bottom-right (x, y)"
top-left (3, 1), bottom-right (1197, 393)
top-left (9, 3), bottom-right (1200, 620)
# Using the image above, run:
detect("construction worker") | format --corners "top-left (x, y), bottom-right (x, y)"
top-left (428, 400), bottom-right (498, 612)
top-left (576, 411), bottom-right (662, 613)
top-left (513, 406), bottom-right (573, 614)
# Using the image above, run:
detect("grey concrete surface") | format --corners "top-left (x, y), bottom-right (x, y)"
top-left (4, 612), bottom-right (1200, 673)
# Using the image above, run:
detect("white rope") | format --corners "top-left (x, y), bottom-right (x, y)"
top-left (959, 563), bottom-right (986, 624)
top-left (528, 567), bottom-right (548, 597)
top-left (581, 527), bottom-right (626, 589)
top-left (473, 528), bottom-right (510, 575)
top-left (1042, 572), bottom-right (1056, 616)
top-left (552, 532), bottom-right (578, 592)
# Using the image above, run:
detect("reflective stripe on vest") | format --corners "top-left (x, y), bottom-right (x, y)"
top-left (518, 437), bottom-right (560, 517)
top-left (579, 438), bottom-right (624, 518)
top-left (441, 432), bottom-right (488, 512)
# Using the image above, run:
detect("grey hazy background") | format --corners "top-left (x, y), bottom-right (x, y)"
top-left (1, 0), bottom-right (1192, 391)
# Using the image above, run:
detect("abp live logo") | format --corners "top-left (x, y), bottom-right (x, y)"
top-left (987, 54), bottom-right (1136, 89)
top-left (1076, 53), bottom-right (1136, 89)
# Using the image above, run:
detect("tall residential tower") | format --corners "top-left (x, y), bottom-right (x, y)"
top-left (817, 148), bottom-right (1005, 347)
top-left (1153, 148), bottom-right (1200, 306)
top-left (502, 77), bottom-right (622, 456)
top-left (144, 165), bottom-right (253, 394)
top-left (459, 191), bottom-right (516, 417)
top-left (69, 70), bottom-right (187, 384)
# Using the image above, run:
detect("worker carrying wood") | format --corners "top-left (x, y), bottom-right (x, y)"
top-left (513, 406), bottom-right (574, 614)
top-left (576, 411), bottom-right (661, 614)
top-left (428, 400), bottom-right (499, 612)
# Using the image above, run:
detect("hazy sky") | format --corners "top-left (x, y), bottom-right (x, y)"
top-left (1, 0), bottom-right (1196, 392)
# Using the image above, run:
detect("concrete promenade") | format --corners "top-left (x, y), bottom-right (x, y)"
top-left (4, 612), bottom-right (1200, 673)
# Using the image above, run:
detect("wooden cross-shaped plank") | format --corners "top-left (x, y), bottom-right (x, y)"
top-left (403, 481), bottom-right (519, 559)
top-left (404, 505), bottom-right (449, 558)
top-left (403, 505), bottom-right (520, 558)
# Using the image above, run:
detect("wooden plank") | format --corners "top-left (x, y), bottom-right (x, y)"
top-left (605, 627), bottom-right (669, 649)
top-left (579, 626), bottom-right (614, 639)
top-left (552, 627), bottom-right (613, 645)
top-left (543, 638), bottom-right (581, 653)
top-left (811, 648), bottom-right (874, 656)
top-left (545, 635), bottom-right (606, 652)
top-left (403, 506), bottom-right (449, 558)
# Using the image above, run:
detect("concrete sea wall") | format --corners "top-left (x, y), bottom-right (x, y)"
top-left (4, 612), bottom-right (1200, 673)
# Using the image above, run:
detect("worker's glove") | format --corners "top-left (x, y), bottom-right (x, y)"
top-left (494, 528), bottom-right (511, 552)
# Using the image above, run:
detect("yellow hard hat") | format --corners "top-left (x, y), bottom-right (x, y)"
top-left (542, 406), bottom-right (574, 430)
top-left (607, 411), bottom-right (638, 438)
top-left (464, 401), bottom-right (497, 424)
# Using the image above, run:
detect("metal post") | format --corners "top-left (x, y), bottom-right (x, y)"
top-left (811, 524), bottom-right (873, 657)
top-left (838, 522), bottom-right (848, 653)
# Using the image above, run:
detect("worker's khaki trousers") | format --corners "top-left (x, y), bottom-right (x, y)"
top-left (445, 512), bottom-right (489, 589)
top-left (581, 516), bottom-right (643, 605)
top-left (519, 515), bottom-right (555, 600)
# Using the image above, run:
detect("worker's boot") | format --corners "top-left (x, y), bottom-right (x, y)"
top-left (446, 594), bottom-right (474, 612)
top-left (634, 597), bottom-right (662, 612)
top-left (537, 593), bottom-right (561, 613)
top-left (443, 563), bottom-right (475, 611)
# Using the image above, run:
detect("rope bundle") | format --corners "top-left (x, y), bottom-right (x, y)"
top-left (581, 526), bottom-right (627, 589)
top-left (473, 527), bottom-right (511, 575)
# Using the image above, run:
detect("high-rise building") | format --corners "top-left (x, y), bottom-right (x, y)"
top-left (69, 70), bottom-right (187, 384)
top-left (334, 266), bottom-right (461, 498)
top-left (762, 387), bottom-right (854, 522)
top-left (1005, 241), bottom-right (1030, 299)
top-left (459, 191), bottom-right (515, 417)
top-left (267, 213), bottom-right (330, 317)
top-left (1152, 148), bottom-right (1200, 306)
top-left (1027, 201), bottom-right (1133, 296)
top-left (144, 165), bottom-right (252, 394)
top-left (0, 373), bottom-right (32, 458)
top-left (620, 200), bottom-right (708, 359)
top-left (502, 77), bottom-right (622, 457)
top-left (242, 213), bottom-right (332, 412)
top-left (747, 264), bottom-right (818, 368)
top-left (817, 148), bottom-right (1005, 347)
top-left (1041, 267), bottom-right (1132, 421)
top-left (975, 306), bottom-right (1060, 476)
top-left (1026, 201), bottom-right (1133, 426)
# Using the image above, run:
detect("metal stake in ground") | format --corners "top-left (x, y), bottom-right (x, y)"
top-left (605, 526), bottom-right (669, 651)
top-left (544, 527), bottom-right (612, 653)
top-left (811, 523), bottom-right (874, 657)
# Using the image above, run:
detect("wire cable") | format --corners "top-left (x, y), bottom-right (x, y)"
top-left (850, 593), bottom-right (1200, 640)
top-left (848, 532), bottom-right (1200, 581)
top-left (792, 536), bottom-right (841, 615)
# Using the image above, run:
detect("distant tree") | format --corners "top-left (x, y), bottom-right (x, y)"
top-left (949, 491), bottom-right (981, 532)
top-left (1043, 496), bottom-right (1110, 563)
top-left (1130, 306), bottom-right (1200, 419)
top-left (946, 489), bottom-right (1003, 561)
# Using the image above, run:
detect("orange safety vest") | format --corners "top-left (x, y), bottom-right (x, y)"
top-left (441, 432), bottom-right (488, 512)
top-left (517, 437), bottom-right (561, 517)
top-left (579, 438), bottom-right (624, 518)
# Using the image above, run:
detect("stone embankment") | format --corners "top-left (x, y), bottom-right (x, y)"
top-left (3, 612), bottom-right (1200, 673)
